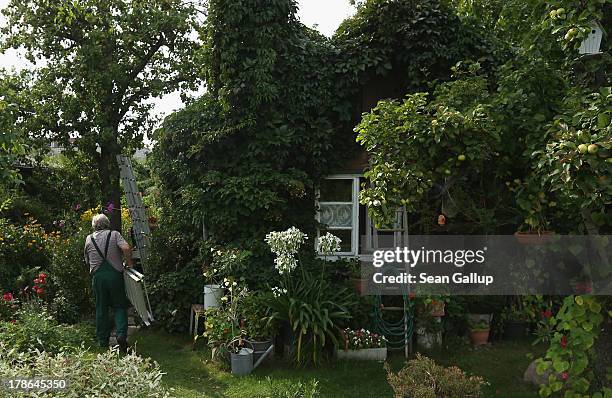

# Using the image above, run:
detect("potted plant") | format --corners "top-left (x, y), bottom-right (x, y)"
top-left (415, 314), bottom-right (443, 350)
top-left (337, 328), bottom-right (387, 361)
top-left (241, 292), bottom-right (277, 363)
top-left (200, 278), bottom-right (249, 361)
top-left (513, 181), bottom-right (554, 245)
top-left (203, 246), bottom-right (251, 309)
top-left (468, 319), bottom-right (490, 346)
top-left (415, 295), bottom-right (448, 317)
top-left (501, 296), bottom-right (538, 340)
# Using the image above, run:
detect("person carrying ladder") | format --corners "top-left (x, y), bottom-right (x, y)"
top-left (84, 214), bottom-right (133, 352)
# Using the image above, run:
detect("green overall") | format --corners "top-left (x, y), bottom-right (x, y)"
top-left (90, 232), bottom-right (129, 347)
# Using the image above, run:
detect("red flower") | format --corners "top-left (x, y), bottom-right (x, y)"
top-left (541, 310), bottom-right (553, 319)
top-left (38, 272), bottom-right (47, 280)
top-left (10, 320), bottom-right (16, 324)
top-left (560, 335), bottom-right (568, 348)
top-left (561, 372), bottom-right (568, 381)
top-left (2, 292), bottom-right (13, 302)
top-left (408, 292), bottom-right (415, 300)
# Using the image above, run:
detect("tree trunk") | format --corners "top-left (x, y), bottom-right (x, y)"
top-left (99, 138), bottom-right (122, 233)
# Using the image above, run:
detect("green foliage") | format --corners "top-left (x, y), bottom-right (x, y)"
top-left (385, 354), bottom-right (486, 398)
top-left (202, 306), bottom-right (235, 350)
top-left (148, 257), bottom-right (203, 334)
top-left (151, 0), bottom-right (491, 282)
top-left (536, 296), bottom-right (610, 397)
top-left (46, 223), bottom-right (95, 323)
top-left (1, 0), bottom-right (200, 229)
top-left (356, 69), bottom-right (501, 231)
top-left (0, 345), bottom-right (170, 398)
top-left (335, 0), bottom-right (494, 92)
top-left (0, 71), bottom-right (29, 188)
top-left (153, 3), bottom-right (344, 249)
top-left (266, 269), bottom-right (355, 366)
top-left (241, 292), bottom-right (277, 340)
top-left (0, 301), bottom-right (94, 354)
top-left (145, 220), bottom-right (208, 332)
top-left (534, 88), bottom-right (611, 233)
top-left (0, 217), bottom-right (50, 293)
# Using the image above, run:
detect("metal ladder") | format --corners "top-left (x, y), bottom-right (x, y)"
top-left (117, 155), bottom-right (154, 326)
top-left (370, 208), bottom-right (414, 358)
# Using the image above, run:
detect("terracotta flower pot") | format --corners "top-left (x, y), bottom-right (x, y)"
top-left (429, 301), bottom-right (445, 317)
top-left (514, 231), bottom-right (553, 246)
top-left (469, 329), bottom-right (490, 346)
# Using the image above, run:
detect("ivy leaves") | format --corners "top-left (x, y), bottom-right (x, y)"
top-left (356, 74), bottom-right (499, 228)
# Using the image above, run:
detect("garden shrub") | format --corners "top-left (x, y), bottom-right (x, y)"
top-left (0, 215), bottom-right (94, 323)
top-left (0, 217), bottom-right (51, 292)
top-left (0, 302), bottom-right (94, 354)
top-left (46, 223), bottom-right (94, 322)
top-left (148, 258), bottom-right (203, 333)
top-left (385, 354), bottom-right (486, 398)
top-left (0, 345), bottom-right (170, 398)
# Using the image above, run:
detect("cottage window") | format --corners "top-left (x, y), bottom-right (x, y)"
top-left (316, 175), bottom-right (360, 256)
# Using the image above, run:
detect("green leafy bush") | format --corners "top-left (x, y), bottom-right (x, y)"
top-left (266, 269), bottom-right (355, 366)
top-left (148, 259), bottom-right (203, 333)
top-left (241, 291), bottom-right (277, 340)
top-left (385, 354), bottom-right (486, 398)
top-left (46, 223), bottom-right (94, 323)
top-left (0, 302), bottom-right (94, 354)
top-left (0, 345), bottom-right (170, 398)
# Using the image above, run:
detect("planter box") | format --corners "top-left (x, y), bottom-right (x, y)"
top-left (337, 347), bottom-right (387, 361)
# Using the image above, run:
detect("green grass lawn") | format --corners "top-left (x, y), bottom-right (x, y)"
top-left (131, 330), bottom-right (543, 398)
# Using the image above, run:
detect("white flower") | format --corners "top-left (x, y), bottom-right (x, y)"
top-left (265, 227), bottom-right (308, 257)
top-left (274, 254), bottom-right (298, 275)
top-left (316, 232), bottom-right (342, 255)
top-left (265, 227), bottom-right (307, 275)
top-left (221, 296), bottom-right (228, 302)
top-left (271, 286), bottom-right (288, 298)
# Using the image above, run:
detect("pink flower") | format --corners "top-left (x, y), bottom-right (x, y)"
top-left (106, 202), bottom-right (115, 214)
top-left (74, 203), bottom-right (82, 211)
top-left (561, 372), bottom-right (568, 381)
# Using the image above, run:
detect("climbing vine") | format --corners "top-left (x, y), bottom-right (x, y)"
top-left (151, 0), bottom-right (489, 277)
top-left (536, 296), bottom-right (611, 397)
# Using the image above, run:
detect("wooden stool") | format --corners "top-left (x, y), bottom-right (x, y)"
top-left (190, 304), bottom-right (206, 336)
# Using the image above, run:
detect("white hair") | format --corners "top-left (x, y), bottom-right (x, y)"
top-left (92, 214), bottom-right (110, 231)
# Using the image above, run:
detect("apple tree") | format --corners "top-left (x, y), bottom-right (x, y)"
top-left (0, 0), bottom-right (200, 230)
